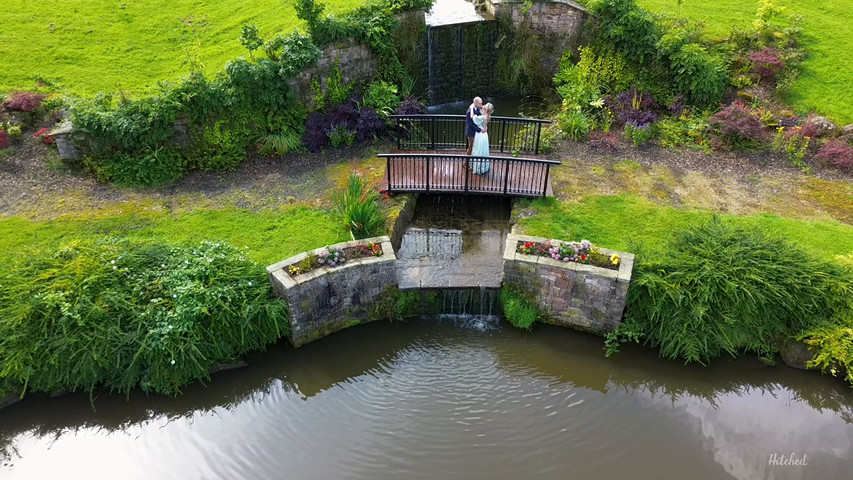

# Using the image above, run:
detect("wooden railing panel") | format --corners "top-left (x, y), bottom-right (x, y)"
top-left (391, 115), bottom-right (552, 155)
top-left (379, 154), bottom-right (559, 198)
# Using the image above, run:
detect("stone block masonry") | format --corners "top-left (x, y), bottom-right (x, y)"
top-left (503, 233), bottom-right (634, 335)
top-left (288, 39), bottom-right (378, 109)
top-left (267, 236), bottom-right (397, 347)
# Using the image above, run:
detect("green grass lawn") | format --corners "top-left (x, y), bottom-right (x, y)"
top-left (0, 205), bottom-right (349, 268)
top-left (517, 194), bottom-right (853, 259)
top-left (0, 0), bottom-right (353, 96)
top-left (638, 0), bottom-right (853, 124)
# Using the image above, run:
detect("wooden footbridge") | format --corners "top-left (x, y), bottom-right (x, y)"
top-left (379, 115), bottom-right (558, 198)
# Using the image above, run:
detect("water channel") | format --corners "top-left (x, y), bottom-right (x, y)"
top-left (1, 319), bottom-right (852, 479)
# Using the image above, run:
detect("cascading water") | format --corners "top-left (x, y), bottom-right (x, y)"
top-left (425, 0), bottom-right (497, 106)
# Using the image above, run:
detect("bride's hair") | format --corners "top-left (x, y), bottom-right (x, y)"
top-left (485, 103), bottom-right (494, 115)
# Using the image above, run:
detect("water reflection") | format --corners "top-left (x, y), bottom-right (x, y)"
top-left (1, 321), bottom-right (852, 479)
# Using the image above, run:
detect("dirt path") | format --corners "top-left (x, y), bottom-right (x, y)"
top-left (1, 138), bottom-right (852, 225)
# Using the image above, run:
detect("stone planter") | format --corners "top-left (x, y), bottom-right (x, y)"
top-left (267, 236), bottom-right (397, 347)
top-left (502, 233), bottom-right (634, 335)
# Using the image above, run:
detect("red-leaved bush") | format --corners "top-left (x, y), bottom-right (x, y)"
top-left (748, 48), bottom-right (785, 84)
top-left (588, 131), bottom-right (619, 153)
top-left (2, 91), bottom-right (46, 112)
top-left (33, 127), bottom-right (55, 144)
top-left (708, 100), bottom-right (768, 149)
top-left (816, 139), bottom-right (853, 169)
top-left (0, 130), bottom-right (9, 149)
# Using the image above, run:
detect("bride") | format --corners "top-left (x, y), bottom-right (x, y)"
top-left (470, 103), bottom-right (493, 175)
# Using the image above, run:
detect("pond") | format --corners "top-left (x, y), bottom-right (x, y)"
top-left (1, 318), bottom-right (851, 479)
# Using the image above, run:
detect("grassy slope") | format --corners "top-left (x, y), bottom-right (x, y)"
top-left (0, 205), bottom-right (348, 268)
top-left (638, 0), bottom-right (853, 124)
top-left (0, 0), bottom-right (352, 96)
top-left (517, 195), bottom-right (853, 259)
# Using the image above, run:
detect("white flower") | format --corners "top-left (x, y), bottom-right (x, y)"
top-left (110, 260), bottom-right (115, 264)
top-left (185, 260), bottom-right (189, 264)
top-left (248, 281), bottom-right (253, 286)
top-left (113, 266), bottom-right (117, 270)
top-left (161, 264), bottom-right (166, 268)
top-left (173, 294), bottom-right (177, 298)
top-left (208, 259), bottom-right (213, 263)
top-left (170, 359), bottom-right (176, 365)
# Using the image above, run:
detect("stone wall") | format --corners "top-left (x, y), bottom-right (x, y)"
top-left (487, 0), bottom-right (588, 77)
top-left (288, 39), bottom-right (379, 109)
top-left (502, 233), bottom-right (634, 335)
top-left (267, 236), bottom-right (397, 347)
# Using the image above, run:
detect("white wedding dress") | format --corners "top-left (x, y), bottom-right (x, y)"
top-left (470, 115), bottom-right (490, 174)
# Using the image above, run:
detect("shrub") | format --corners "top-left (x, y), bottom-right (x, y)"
top-left (328, 124), bottom-right (356, 147)
top-left (799, 317), bottom-right (853, 386)
top-left (607, 218), bottom-right (853, 363)
top-left (586, 0), bottom-right (659, 64)
top-left (707, 100), bottom-right (768, 150)
top-left (33, 127), bottom-right (56, 144)
top-left (668, 43), bottom-right (727, 106)
top-left (816, 139), bottom-right (853, 169)
top-left (771, 127), bottom-right (811, 168)
top-left (85, 147), bottom-right (188, 187)
top-left (1, 91), bottom-right (46, 112)
top-left (363, 80), bottom-right (399, 119)
top-left (333, 174), bottom-right (385, 239)
top-left (656, 114), bottom-right (710, 150)
top-left (394, 98), bottom-right (427, 115)
top-left (624, 121), bottom-right (656, 146)
top-left (355, 107), bottom-right (386, 142)
top-left (0, 239), bottom-right (287, 397)
top-left (557, 109), bottom-right (591, 140)
top-left (0, 130), bottom-right (8, 149)
top-left (500, 285), bottom-right (539, 330)
top-left (588, 131), bottom-right (619, 153)
top-left (302, 112), bottom-right (330, 152)
top-left (749, 48), bottom-right (785, 85)
top-left (605, 88), bottom-right (659, 127)
top-left (258, 128), bottom-right (303, 156)
top-left (189, 120), bottom-right (249, 171)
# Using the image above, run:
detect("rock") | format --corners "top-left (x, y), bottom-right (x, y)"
top-left (841, 124), bottom-right (853, 143)
top-left (805, 115), bottom-right (839, 138)
top-left (208, 360), bottom-right (249, 374)
top-left (780, 339), bottom-right (815, 370)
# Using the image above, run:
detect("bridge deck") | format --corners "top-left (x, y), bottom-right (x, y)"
top-left (378, 151), bottom-right (555, 197)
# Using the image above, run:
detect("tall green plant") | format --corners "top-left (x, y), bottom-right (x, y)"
top-left (333, 174), bottom-right (385, 240)
top-left (0, 239), bottom-right (287, 397)
top-left (608, 218), bottom-right (853, 364)
top-left (500, 285), bottom-right (539, 330)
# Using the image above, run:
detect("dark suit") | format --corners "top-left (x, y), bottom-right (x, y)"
top-left (465, 106), bottom-right (482, 155)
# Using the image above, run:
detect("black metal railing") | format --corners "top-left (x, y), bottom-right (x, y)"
top-left (390, 115), bottom-right (552, 155)
top-left (379, 153), bottom-right (561, 198)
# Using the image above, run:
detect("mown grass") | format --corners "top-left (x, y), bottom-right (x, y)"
top-left (516, 194), bottom-right (853, 259)
top-left (0, 0), bottom-right (352, 95)
top-left (0, 205), bottom-right (349, 268)
top-left (638, 0), bottom-right (853, 124)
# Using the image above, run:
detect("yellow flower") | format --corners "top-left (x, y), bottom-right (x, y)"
top-left (610, 254), bottom-right (620, 266)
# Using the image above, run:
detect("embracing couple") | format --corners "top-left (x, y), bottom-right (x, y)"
top-left (465, 96), bottom-right (494, 175)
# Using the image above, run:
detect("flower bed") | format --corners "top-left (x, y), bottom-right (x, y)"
top-left (516, 239), bottom-right (620, 270)
top-left (286, 242), bottom-right (384, 277)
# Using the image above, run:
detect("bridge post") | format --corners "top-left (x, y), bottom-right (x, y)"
top-left (542, 164), bottom-right (550, 198)
top-left (386, 156), bottom-right (392, 194)
top-left (535, 123), bottom-right (542, 155)
top-left (426, 156), bottom-right (431, 193)
top-left (500, 121), bottom-right (507, 153)
top-left (464, 157), bottom-right (469, 193)
top-left (503, 159), bottom-right (511, 195)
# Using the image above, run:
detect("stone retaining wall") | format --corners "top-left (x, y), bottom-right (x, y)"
top-left (486, 0), bottom-right (588, 76)
top-left (502, 233), bottom-right (634, 335)
top-left (288, 38), bottom-right (378, 109)
top-left (267, 236), bottom-right (397, 347)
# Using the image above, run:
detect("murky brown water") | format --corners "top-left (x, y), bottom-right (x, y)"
top-left (1, 318), bottom-right (852, 480)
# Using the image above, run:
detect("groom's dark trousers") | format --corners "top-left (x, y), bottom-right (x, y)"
top-left (465, 106), bottom-right (482, 155)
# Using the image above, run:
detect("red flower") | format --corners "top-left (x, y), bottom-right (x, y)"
top-left (580, 254), bottom-right (587, 260)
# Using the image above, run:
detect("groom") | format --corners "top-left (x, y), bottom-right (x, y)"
top-left (465, 96), bottom-right (485, 155)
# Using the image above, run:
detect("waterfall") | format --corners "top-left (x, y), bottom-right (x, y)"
top-left (425, 0), bottom-right (497, 106)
